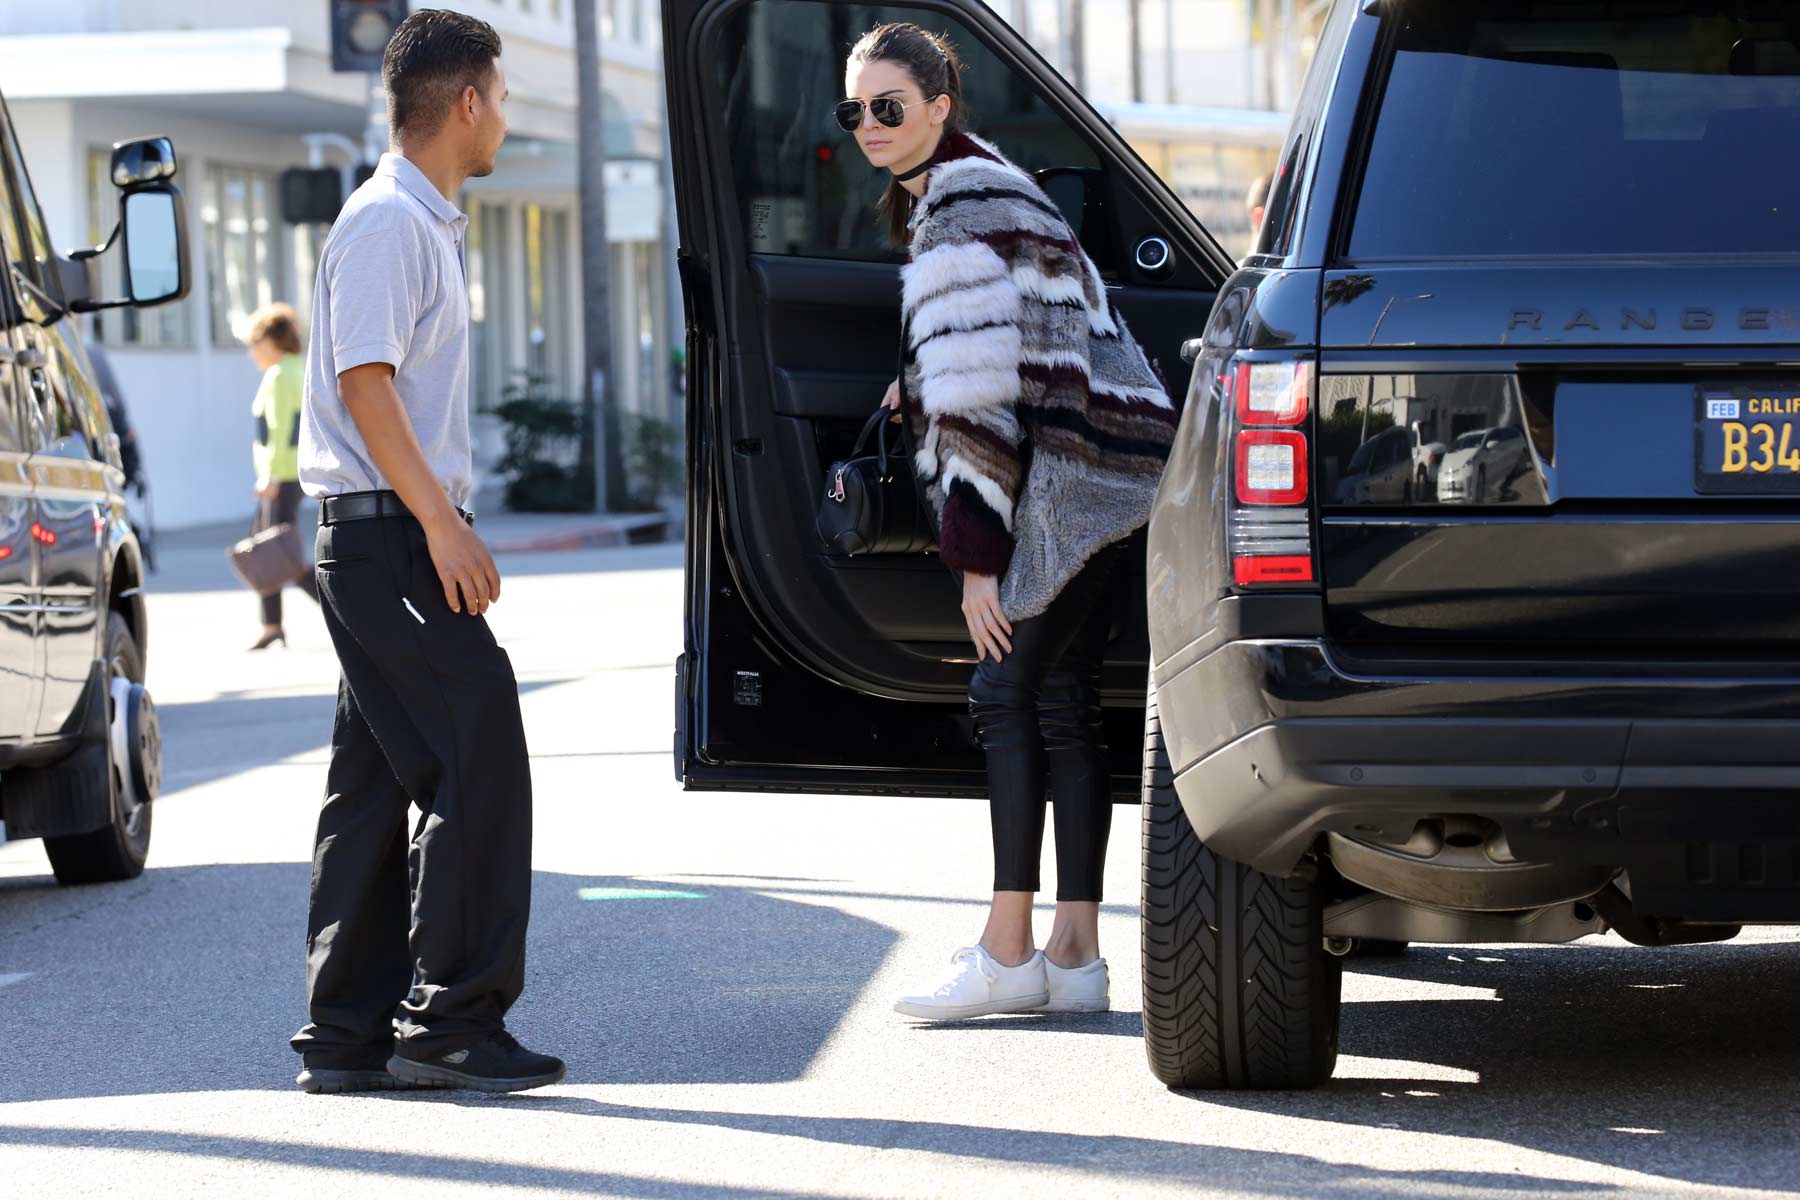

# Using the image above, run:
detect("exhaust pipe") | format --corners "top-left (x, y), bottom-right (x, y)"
top-left (1591, 883), bottom-right (1740, 947)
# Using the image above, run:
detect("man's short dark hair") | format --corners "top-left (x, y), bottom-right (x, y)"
top-left (382, 9), bottom-right (503, 139)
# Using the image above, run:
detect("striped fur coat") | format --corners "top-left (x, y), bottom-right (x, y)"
top-left (900, 132), bottom-right (1180, 620)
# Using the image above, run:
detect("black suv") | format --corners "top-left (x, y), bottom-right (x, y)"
top-left (666, 0), bottom-right (1800, 1089)
top-left (0, 91), bottom-right (191, 885)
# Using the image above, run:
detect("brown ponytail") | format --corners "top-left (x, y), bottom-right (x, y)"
top-left (847, 23), bottom-right (969, 247)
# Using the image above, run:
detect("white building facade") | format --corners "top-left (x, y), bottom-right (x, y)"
top-left (0, 0), bottom-right (678, 529)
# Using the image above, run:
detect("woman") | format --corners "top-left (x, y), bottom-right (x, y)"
top-left (839, 24), bottom-right (1180, 1019)
top-left (244, 302), bottom-right (319, 650)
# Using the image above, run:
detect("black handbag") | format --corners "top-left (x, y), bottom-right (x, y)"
top-left (816, 407), bottom-right (936, 556)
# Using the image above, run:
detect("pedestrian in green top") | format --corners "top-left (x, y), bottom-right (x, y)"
top-left (246, 302), bottom-right (319, 649)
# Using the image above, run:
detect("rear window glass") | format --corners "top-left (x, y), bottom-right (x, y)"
top-left (1350, 2), bottom-right (1800, 260)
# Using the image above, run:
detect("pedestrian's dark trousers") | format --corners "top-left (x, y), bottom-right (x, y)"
top-left (252, 480), bottom-right (318, 627)
top-left (290, 512), bottom-right (532, 1065)
top-left (970, 545), bottom-right (1122, 902)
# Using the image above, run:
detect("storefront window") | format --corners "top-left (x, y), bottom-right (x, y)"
top-left (203, 163), bottom-right (287, 346)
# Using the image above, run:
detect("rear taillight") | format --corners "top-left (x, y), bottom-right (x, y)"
top-left (1234, 360), bottom-right (1310, 425)
top-left (1228, 357), bottom-right (1316, 589)
top-left (1235, 430), bottom-right (1308, 505)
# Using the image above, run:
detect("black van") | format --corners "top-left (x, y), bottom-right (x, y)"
top-left (665, 0), bottom-right (1800, 1089)
top-left (0, 92), bottom-right (190, 885)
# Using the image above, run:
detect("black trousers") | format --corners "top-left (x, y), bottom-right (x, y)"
top-left (290, 514), bottom-right (533, 1064)
top-left (969, 545), bottom-right (1122, 902)
top-left (252, 480), bottom-right (318, 627)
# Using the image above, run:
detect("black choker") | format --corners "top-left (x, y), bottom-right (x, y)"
top-left (894, 159), bottom-right (933, 182)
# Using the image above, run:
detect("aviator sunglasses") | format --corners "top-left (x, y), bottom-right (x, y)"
top-left (833, 94), bottom-right (941, 133)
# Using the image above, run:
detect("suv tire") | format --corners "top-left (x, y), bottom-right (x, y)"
top-left (1140, 688), bottom-right (1340, 1090)
top-left (44, 613), bottom-right (152, 885)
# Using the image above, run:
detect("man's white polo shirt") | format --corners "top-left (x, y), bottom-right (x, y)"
top-left (299, 152), bottom-right (473, 509)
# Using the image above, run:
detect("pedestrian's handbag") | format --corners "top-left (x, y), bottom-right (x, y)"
top-left (228, 522), bottom-right (308, 596)
top-left (815, 406), bottom-right (936, 556)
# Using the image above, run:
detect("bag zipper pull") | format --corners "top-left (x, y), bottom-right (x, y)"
top-left (832, 467), bottom-right (846, 503)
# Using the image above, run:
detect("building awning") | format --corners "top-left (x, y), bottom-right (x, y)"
top-left (0, 27), bottom-right (573, 142)
top-left (1098, 102), bottom-right (1290, 148)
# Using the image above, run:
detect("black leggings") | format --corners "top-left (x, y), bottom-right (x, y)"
top-left (969, 545), bottom-right (1121, 902)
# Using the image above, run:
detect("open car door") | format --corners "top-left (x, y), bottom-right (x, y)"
top-left (666, 0), bottom-right (1234, 795)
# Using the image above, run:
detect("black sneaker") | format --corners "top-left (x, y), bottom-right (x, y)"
top-left (387, 1031), bottom-right (565, 1093)
top-left (296, 1049), bottom-right (414, 1095)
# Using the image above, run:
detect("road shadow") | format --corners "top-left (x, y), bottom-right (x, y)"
top-left (905, 1010), bottom-right (1143, 1037)
top-left (0, 1126), bottom-right (842, 1200)
top-left (0, 868), bottom-right (894, 1102)
top-left (154, 679), bottom-right (571, 796)
top-left (1196, 940), bottom-right (1800, 1192)
top-left (407, 1094), bottom-right (1603, 1199)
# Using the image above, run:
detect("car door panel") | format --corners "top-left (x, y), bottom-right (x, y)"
top-left (0, 113), bottom-right (42, 746)
top-left (0, 339), bottom-right (38, 744)
top-left (668, 0), bottom-right (1232, 791)
top-left (1, 109), bottom-right (105, 739)
top-left (26, 338), bottom-right (105, 738)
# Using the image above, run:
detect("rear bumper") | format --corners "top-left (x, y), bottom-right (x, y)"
top-left (1157, 640), bottom-right (1800, 919)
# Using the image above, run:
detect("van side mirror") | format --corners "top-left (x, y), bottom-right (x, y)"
top-left (68, 136), bottom-right (191, 313)
top-left (111, 137), bottom-right (177, 188)
top-left (122, 189), bottom-right (185, 304)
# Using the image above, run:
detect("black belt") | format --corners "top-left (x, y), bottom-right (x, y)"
top-left (319, 489), bottom-right (474, 527)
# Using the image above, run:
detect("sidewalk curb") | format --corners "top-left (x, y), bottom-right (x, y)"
top-left (488, 513), bottom-right (671, 554)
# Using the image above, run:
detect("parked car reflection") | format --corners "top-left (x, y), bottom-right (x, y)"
top-left (1333, 424), bottom-right (1415, 504)
top-left (1438, 425), bottom-right (1529, 503)
top-left (1410, 420), bottom-right (1447, 501)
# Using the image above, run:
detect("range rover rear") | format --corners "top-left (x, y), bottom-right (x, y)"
top-left (1143, 0), bottom-right (1800, 1088)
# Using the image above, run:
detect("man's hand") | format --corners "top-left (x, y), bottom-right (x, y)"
top-left (337, 362), bottom-right (499, 615)
top-left (424, 514), bottom-right (501, 616)
top-left (961, 572), bottom-right (1013, 663)
top-left (256, 481), bottom-right (280, 500)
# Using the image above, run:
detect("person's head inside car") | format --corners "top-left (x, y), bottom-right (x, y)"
top-left (1245, 173), bottom-right (1271, 251)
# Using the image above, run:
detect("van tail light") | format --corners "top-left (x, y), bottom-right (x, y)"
top-left (1228, 356), bottom-right (1317, 590)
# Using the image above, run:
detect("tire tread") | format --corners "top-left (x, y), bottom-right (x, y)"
top-left (1140, 690), bottom-right (1339, 1090)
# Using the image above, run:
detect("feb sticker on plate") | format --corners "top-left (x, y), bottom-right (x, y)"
top-left (1707, 397), bottom-right (1740, 420)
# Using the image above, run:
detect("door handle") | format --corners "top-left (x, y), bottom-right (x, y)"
top-left (16, 347), bottom-right (45, 369)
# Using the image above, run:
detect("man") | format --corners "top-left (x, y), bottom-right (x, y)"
top-left (1245, 173), bottom-right (1271, 257)
top-left (290, 9), bottom-right (562, 1095)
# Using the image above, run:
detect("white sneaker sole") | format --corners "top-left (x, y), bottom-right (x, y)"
top-left (893, 991), bottom-right (1050, 1021)
top-left (1040, 996), bottom-right (1111, 1013)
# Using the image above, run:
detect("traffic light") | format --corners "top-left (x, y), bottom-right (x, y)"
top-left (280, 167), bottom-right (342, 224)
top-left (280, 163), bottom-right (383, 223)
top-left (330, 0), bottom-right (407, 73)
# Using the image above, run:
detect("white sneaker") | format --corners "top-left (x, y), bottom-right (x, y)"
top-left (1043, 956), bottom-right (1110, 1013)
top-left (893, 946), bottom-right (1049, 1021)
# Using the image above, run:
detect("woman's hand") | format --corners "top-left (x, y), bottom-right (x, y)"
top-left (882, 377), bottom-right (901, 422)
top-left (961, 573), bottom-right (1013, 663)
top-left (256, 480), bottom-right (279, 500)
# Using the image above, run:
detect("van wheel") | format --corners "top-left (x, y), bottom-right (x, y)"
top-left (1140, 688), bottom-right (1340, 1090)
top-left (44, 613), bottom-right (155, 885)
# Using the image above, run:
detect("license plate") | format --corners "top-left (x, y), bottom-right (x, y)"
top-left (1695, 384), bottom-right (1800, 494)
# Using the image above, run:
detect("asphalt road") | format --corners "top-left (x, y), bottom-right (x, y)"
top-left (2, 527), bottom-right (1798, 1198)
